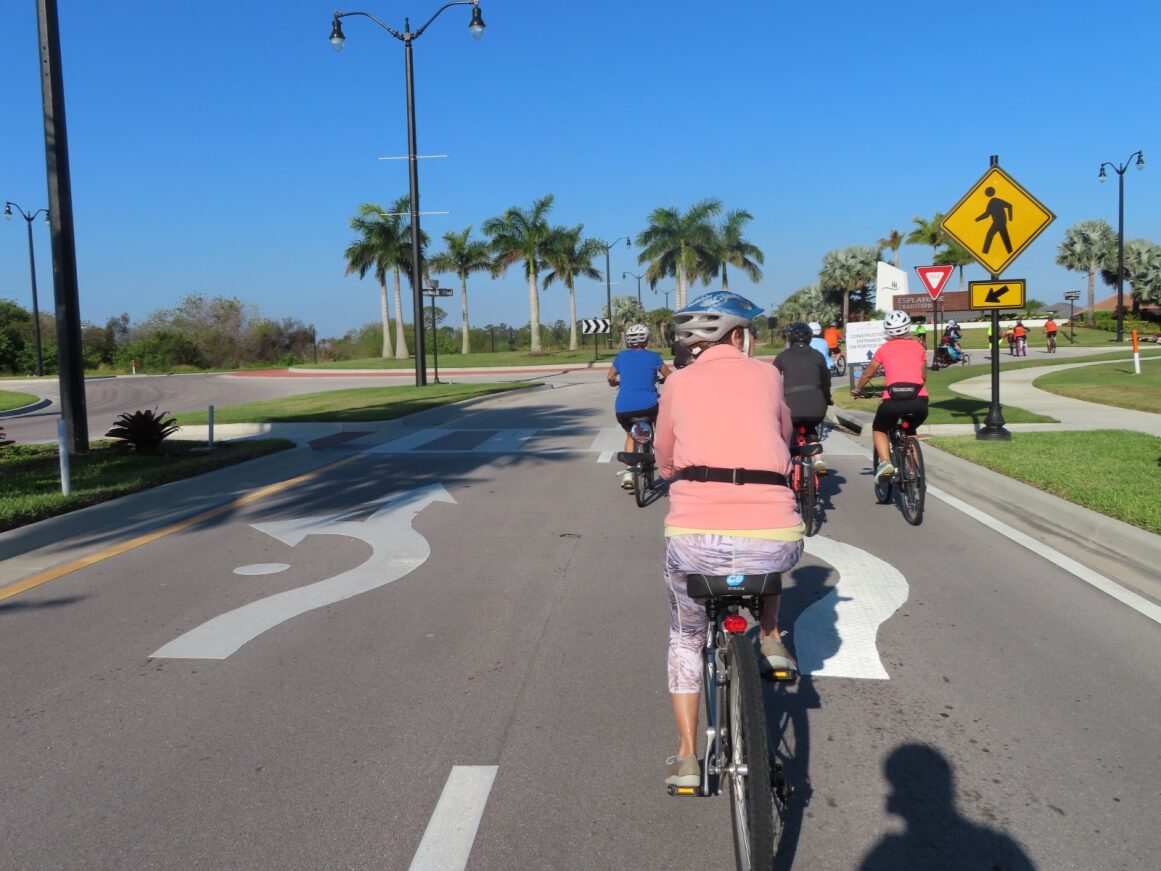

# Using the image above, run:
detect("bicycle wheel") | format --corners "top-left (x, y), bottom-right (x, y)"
top-left (833, 353), bottom-right (846, 376)
top-left (633, 443), bottom-right (649, 507)
top-left (899, 438), bottom-right (926, 526)
top-left (726, 636), bottom-right (776, 871)
top-left (873, 452), bottom-right (893, 504)
top-left (798, 460), bottom-right (818, 536)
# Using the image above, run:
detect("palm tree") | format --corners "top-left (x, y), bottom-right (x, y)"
top-left (636, 198), bottom-right (722, 309)
top-left (714, 209), bottom-right (764, 291)
top-left (1055, 220), bottom-right (1115, 326)
top-left (776, 285), bottom-right (839, 325)
top-left (429, 226), bottom-right (493, 355)
top-left (878, 229), bottom-right (905, 267)
top-left (542, 224), bottom-right (604, 350)
top-left (934, 239), bottom-right (975, 290)
top-left (386, 193), bottom-right (430, 359)
top-left (1101, 238), bottom-right (1161, 315)
top-left (344, 202), bottom-right (400, 359)
top-left (483, 194), bottom-right (556, 355)
top-left (818, 245), bottom-right (880, 327)
top-left (905, 214), bottom-right (947, 263)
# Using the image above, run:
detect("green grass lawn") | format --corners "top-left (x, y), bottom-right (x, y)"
top-left (927, 431), bottom-right (1161, 533)
top-left (0, 439), bottom-right (293, 532)
top-left (0, 389), bottom-right (38, 413)
top-left (306, 348), bottom-right (620, 370)
top-left (1033, 357), bottom-right (1161, 414)
top-left (178, 382), bottom-right (536, 425)
top-left (936, 324), bottom-right (1149, 350)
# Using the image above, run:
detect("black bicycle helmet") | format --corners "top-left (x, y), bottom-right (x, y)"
top-left (785, 322), bottom-right (812, 345)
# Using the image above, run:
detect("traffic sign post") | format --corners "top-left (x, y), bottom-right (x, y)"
top-left (1064, 290), bottom-right (1081, 342)
top-left (422, 284), bottom-right (454, 383)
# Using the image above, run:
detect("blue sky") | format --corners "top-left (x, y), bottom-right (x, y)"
top-left (2, 1), bottom-right (1159, 341)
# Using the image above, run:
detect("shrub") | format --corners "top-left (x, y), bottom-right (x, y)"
top-left (105, 409), bottom-right (180, 453)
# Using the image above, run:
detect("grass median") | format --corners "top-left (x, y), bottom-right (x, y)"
top-left (0, 389), bottom-right (37, 413)
top-left (926, 430), bottom-right (1161, 533)
top-left (0, 439), bottom-right (293, 533)
top-left (1033, 356), bottom-right (1160, 414)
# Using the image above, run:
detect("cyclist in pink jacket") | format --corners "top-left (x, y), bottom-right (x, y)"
top-left (653, 291), bottom-right (804, 787)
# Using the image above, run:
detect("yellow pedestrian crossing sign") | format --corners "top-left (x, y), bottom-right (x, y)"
top-left (941, 166), bottom-right (1054, 275)
top-left (969, 279), bottom-right (1025, 310)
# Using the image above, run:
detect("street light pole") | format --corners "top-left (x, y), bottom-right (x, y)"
top-left (4, 202), bottom-right (48, 376)
top-left (330, 1), bottom-right (485, 386)
top-left (601, 235), bottom-right (631, 349)
top-left (622, 270), bottom-right (645, 305)
top-left (1099, 150), bottom-right (1145, 343)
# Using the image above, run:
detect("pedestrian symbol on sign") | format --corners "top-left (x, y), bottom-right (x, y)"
top-left (975, 187), bottom-right (1014, 255)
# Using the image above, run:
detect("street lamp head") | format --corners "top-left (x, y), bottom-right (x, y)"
top-left (1136, 151), bottom-right (1145, 171)
top-left (3, 204), bottom-right (11, 220)
top-left (329, 16), bottom-right (346, 52)
top-left (1098, 165), bottom-right (1107, 183)
top-left (468, 4), bottom-right (485, 39)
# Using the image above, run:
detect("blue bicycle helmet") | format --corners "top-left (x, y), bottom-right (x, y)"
top-left (672, 291), bottom-right (765, 348)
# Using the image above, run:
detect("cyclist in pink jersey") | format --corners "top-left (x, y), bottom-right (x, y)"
top-left (653, 291), bottom-right (804, 787)
top-left (853, 310), bottom-right (929, 480)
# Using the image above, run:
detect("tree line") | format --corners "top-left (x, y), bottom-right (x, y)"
top-left (344, 194), bottom-right (765, 356)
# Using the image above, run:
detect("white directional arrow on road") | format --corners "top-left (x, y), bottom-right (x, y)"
top-left (793, 536), bottom-right (909, 680)
top-left (151, 484), bottom-right (455, 660)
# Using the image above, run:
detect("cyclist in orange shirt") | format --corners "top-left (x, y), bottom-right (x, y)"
top-left (822, 321), bottom-right (844, 364)
top-left (1013, 319), bottom-right (1028, 357)
top-left (1044, 317), bottom-right (1058, 353)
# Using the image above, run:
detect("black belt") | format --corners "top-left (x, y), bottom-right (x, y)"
top-left (677, 466), bottom-right (789, 486)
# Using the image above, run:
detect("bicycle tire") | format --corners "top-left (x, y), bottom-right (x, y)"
top-left (726, 635), bottom-right (776, 871)
top-left (633, 442), bottom-right (649, 507)
top-left (899, 437), bottom-right (926, 526)
top-left (873, 451), bottom-right (893, 504)
top-left (798, 460), bottom-right (818, 536)
top-left (960, 352), bottom-right (971, 366)
top-left (833, 353), bottom-right (846, 376)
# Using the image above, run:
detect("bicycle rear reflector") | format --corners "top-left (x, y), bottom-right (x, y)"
top-left (723, 616), bottom-right (748, 634)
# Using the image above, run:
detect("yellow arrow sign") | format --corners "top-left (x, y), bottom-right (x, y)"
top-left (941, 166), bottom-right (1054, 275)
top-left (969, 279), bottom-right (1025, 310)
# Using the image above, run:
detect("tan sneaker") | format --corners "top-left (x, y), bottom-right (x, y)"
top-left (665, 754), bottom-right (700, 787)
top-left (619, 469), bottom-right (634, 490)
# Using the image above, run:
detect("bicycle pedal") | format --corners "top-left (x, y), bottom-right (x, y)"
top-left (764, 667), bottom-right (799, 683)
top-left (666, 785), bottom-right (700, 797)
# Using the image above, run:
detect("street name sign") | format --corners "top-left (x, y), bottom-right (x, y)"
top-left (941, 166), bottom-right (1055, 275)
top-left (421, 288), bottom-right (454, 297)
top-left (969, 279), bottom-right (1026, 310)
top-left (1063, 290), bottom-right (1081, 300)
top-left (581, 318), bottom-right (610, 334)
top-left (915, 265), bottom-right (954, 301)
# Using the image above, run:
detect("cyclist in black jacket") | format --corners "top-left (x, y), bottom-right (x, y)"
top-left (774, 322), bottom-right (833, 474)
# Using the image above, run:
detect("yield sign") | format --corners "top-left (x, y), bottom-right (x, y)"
top-left (915, 265), bottom-right (954, 301)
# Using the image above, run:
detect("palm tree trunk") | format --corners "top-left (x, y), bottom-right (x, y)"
top-left (528, 266), bottom-right (542, 354)
top-left (460, 273), bottom-right (471, 355)
top-left (568, 280), bottom-right (578, 351)
top-left (842, 290), bottom-right (850, 332)
top-left (677, 261), bottom-right (686, 310)
top-left (721, 263), bottom-right (730, 292)
top-left (393, 268), bottom-right (409, 358)
top-left (893, 248), bottom-right (900, 267)
top-left (379, 278), bottom-right (394, 358)
top-left (1087, 266), bottom-right (1096, 327)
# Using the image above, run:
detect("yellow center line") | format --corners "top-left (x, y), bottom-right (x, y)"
top-left (0, 453), bottom-right (363, 604)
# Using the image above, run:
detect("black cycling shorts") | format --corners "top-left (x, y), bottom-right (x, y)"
top-left (616, 405), bottom-right (658, 432)
top-left (872, 397), bottom-right (929, 434)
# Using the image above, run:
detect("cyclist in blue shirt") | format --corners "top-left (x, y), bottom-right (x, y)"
top-left (808, 322), bottom-right (831, 361)
top-left (608, 324), bottom-right (672, 489)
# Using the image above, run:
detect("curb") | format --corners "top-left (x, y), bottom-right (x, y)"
top-left (0, 397), bottom-right (52, 418)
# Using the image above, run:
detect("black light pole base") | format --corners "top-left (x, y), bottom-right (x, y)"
top-left (976, 307), bottom-right (1010, 440)
top-left (976, 421), bottom-right (1012, 441)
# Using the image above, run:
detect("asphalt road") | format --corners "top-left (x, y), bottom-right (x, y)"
top-left (1, 372), bottom-right (1158, 869)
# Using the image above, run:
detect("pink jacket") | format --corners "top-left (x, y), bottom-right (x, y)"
top-left (654, 344), bottom-right (800, 530)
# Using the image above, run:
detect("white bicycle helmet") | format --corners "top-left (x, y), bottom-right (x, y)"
top-left (884, 310), bottom-right (912, 337)
top-left (672, 291), bottom-right (765, 348)
top-left (808, 321), bottom-right (822, 337)
top-left (624, 323), bottom-right (649, 347)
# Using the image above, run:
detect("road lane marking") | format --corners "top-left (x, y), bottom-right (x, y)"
top-left (151, 484), bottom-right (454, 659)
top-left (590, 426), bottom-right (623, 463)
top-left (795, 536), bottom-right (909, 679)
top-left (928, 485), bottom-right (1161, 626)
top-left (408, 766), bottom-right (498, 871)
top-left (0, 454), bottom-right (363, 604)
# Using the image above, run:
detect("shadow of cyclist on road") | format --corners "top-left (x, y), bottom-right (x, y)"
top-left (859, 743), bottom-right (1036, 870)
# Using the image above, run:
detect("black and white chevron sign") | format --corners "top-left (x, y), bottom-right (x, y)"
top-left (580, 318), bottom-right (610, 335)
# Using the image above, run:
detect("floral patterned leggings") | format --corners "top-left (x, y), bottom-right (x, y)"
top-left (664, 534), bottom-right (804, 694)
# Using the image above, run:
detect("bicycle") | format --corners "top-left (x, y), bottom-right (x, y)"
top-left (616, 417), bottom-right (658, 507)
top-left (870, 414), bottom-right (925, 526)
top-left (1046, 333), bottom-right (1057, 353)
top-left (671, 572), bottom-right (796, 870)
top-left (790, 424), bottom-right (822, 536)
top-left (828, 349), bottom-right (846, 377)
top-left (1015, 335), bottom-right (1028, 357)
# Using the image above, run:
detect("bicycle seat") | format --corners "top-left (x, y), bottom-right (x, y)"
top-left (685, 572), bottom-right (783, 598)
top-left (616, 450), bottom-right (655, 465)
